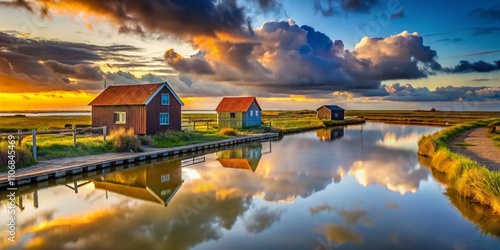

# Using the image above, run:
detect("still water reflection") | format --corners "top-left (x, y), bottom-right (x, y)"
top-left (1, 122), bottom-right (499, 249)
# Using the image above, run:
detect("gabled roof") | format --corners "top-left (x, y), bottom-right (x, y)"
top-left (215, 97), bottom-right (262, 112)
top-left (88, 82), bottom-right (184, 106)
top-left (317, 105), bottom-right (344, 111)
top-left (218, 159), bottom-right (256, 171)
top-left (93, 180), bottom-right (182, 207)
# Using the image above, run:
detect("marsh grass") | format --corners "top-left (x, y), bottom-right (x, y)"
top-left (418, 118), bottom-right (500, 213)
top-left (151, 130), bottom-right (230, 148)
top-left (109, 128), bottom-right (142, 152)
top-left (21, 134), bottom-right (112, 160)
top-left (0, 141), bottom-right (37, 171)
top-left (455, 142), bottom-right (475, 148)
top-left (218, 128), bottom-right (238, 136)
top-left (0, 115), bottom-right (91, 133)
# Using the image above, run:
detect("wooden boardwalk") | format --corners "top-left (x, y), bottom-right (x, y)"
top-left (0, 133), bottom-right (279, 188)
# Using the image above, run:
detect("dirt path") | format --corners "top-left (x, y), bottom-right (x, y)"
top-left (449, 127), bottom-right (500, 171)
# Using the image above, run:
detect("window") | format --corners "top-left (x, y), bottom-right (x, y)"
top-left (230, 112), bottom-right (235, 118)
top-left (160, 113), bottom-right (169, 125)
top-left (335, 113), bottom-right (339, 118)
top-left (250, 110), bottom-right (253, 117)
top-left (161, 189), bottom-right (172, 197)
top-left (255, 110), bottom-right (259, 117)
top-left (114, 112), bottom-right (126, 124)
top-left (161, 174), bottom-right (170, 183)
top-left (161, 93), bottom-right (170, 105)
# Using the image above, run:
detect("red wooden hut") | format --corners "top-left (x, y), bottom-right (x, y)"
top-left (89, 82), bottom-right (183, 135)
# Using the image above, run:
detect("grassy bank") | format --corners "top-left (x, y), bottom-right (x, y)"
top-left (346, 110), bottom-right (499, 126)
top-left (418, 119), bottom-right (500, 213)
top-left (0, 115), bottom-right (91, 133)
top-left (0, 129), bottom-right (234, 171)
top-left (419, 157), bottom-right (500, 238)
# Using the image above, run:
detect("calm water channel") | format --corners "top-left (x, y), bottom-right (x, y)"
top-left (1, 122), bottom-right (499, 250)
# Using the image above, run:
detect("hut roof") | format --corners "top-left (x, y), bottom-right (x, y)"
top-left (88, 82), bottom-right (183, 106)
top-left (93, 180), bottom-right (182, 206)
top-left (317, 105), bottom-right (344, 111)
top-left (215, 97), bottom-right (262, 112)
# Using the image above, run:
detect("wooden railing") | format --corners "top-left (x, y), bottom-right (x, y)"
top-left (0, 126), bottom-right (107, 160)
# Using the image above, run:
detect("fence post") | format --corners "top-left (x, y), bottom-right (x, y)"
top-left (103, 126), bottom-right (107, 142)
top-left (72, 124), bottom-right (77, 147)
top-left (32, 129), bottom-right (37, 160)
top-left (206, 121), bottom-right (209, 130)
top-left (17, 129), bottom-right (22, 146)
top-left (194, 121), bottom-right (196, 131)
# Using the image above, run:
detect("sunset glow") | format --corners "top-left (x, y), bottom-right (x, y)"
top-left (0, 1), bottom-right (498, 110)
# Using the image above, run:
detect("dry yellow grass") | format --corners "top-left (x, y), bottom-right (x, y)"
top-left (418, 118), bottom-right (500, 214)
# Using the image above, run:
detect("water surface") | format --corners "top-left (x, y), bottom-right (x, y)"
top-left (1, 122), bottom-right (499, 250)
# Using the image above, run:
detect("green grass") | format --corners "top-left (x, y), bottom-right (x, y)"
top-left (345, 110), bottom-right (499, 125)
top-left (455, 142), bottom-right (475, 148)
top-left (151, 130), bottom-right (231, 148)
top-left (418, 118), bottom-right (500, 213)
top-left (22, 134), bottom-right (112, 160)
top-left (0, 141), bottom-right (37, 171)
top-left (0, 115), bottom-right (91, 133)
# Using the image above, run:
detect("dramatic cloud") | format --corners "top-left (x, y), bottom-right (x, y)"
top-left (163, 20), bottom-right (440, 96)
top-left (4, 0), bottom-right (254, 39)
top-left (314, 0), bottom-right (379, 17)
top-left (443, 60), bottom-right (500, 73)
top-left (43, 60), bottom-right (104, 81)
top-left (164, 49), bottom-right (215, 75)
top-left (249, 0), bottom-right (284, 14)
top-left (383, 83), bottom-right (500, 102)
top-left (0, 31), bottom-right (169, 93)
top-left (469, 4), bottom-right (500, 21)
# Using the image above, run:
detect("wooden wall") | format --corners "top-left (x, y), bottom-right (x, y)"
top-left (91, 86), bottom-right (182, 135)
top-left (92, 105), bottom-right (147, 134)
top-left (146, 86), bottom-right (182, 134)
top-left (218, 112), bottom-right (243, 128)
top-left (317, 106), bottom-right (331, 120)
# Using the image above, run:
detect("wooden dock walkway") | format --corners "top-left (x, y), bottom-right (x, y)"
top-left (0, 133), bottom-right (279, 188)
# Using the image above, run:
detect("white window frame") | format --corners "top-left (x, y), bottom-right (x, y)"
top-left (114, 112), bottom-right (126, 124)
top-left (160, 113), bottom-right (169, 125)
top-left (250, 110), bottom-right (253, 117)
top-left (161, 93), bottom-right (170, 105)
top-left (255, 110), bottom-right (259, 117)
top-left (161, 174), bottom-right (170, 183)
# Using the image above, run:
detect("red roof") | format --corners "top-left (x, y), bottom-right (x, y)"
top-left (215, 97), bottom-right (261, 112)
top-left (89, 83), bottom-right (183, 106)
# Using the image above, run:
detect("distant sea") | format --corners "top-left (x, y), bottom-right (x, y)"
top-left (0, 111), bottom-right (91, 116)
top-left (0, 110), bottom-right (216, 116)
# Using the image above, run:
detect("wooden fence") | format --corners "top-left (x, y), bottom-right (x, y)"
top-left (182, 119), bottom-right (218, 131)
top-left (0, 126), bottom-right (107, 160)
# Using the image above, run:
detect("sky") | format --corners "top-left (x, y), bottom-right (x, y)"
top-left (0, 0), bottom-right (499, 111)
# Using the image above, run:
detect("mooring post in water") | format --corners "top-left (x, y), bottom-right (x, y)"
top-left (72, 124), bottom-right (77, 147)
top-left (32, 129), bottom-right (37, 160)
top-left (33, 190), bottom-right (38, 208)
top-left (103, 126), bottom-right (107, 142)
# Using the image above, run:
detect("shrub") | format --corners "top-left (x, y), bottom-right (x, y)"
top-left (218, 128), bottom-right (237, 136)
top-left (0, 142), bottom-right (37, 169)
top-left (109, 128), bottom-right (142, 152)
top-left (138, 135), bottom-right (155, 147)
